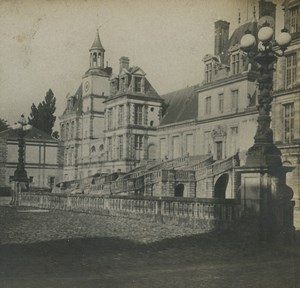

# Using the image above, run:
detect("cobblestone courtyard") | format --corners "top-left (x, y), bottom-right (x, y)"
top-left (1, 205), bottom-right (300, 288)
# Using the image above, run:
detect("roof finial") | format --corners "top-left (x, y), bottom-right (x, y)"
top-left (238, 9), bottom-right (241, 24)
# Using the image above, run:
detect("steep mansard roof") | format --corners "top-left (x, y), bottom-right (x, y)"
top-left (160, 85), bottom-right (198, 126)
top-left (61, 83), bottom-right (83, 116)
top-left (109, 66), bottom-right (162, 101)
top-left (219, 20), bottom-right (258, 65)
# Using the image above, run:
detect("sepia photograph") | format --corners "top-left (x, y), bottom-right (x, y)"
top-left (0, 0), bottom-right (300, 287)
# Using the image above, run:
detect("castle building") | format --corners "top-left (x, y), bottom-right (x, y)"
top-left (102, 57), bottom-right (163, 173)
top-left (58, 0), bottom-right (300, 208)
top-left (59, 30), bottom-right (112, 181)
top-left (59, 31), bottom-right (161, 180)
top-left (157, 7), bottom-right (263, 165)
top-left (273, 0), bottom-right (300, 208)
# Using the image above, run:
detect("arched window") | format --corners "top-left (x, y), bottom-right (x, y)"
top-left (93, 52), bottom-right (97, 66)
top-left (175, 184), bottom-right (184, 197)
top-left (90, 146), bottom-right (96, 153)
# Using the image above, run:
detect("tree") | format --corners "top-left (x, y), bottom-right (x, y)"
top-left (0, 118), bottom-right (9, 132)
top-left (52, 130), bottom-right (59, 139)
top-left (28, 89), bottom-right (56, 135)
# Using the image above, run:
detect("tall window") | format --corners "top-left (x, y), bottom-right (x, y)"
top-left (160, 138), bottom-right (167, 159)
top-left (118, 135), bottom-right (123, 159)
top-left (107, 108), bottom-right (113, 130)
top-left (186, 134), bottom-right (193, 156)
top-left (231, 53), bottom-right (240, 75)
top-left (204, 131), bottom-right (211, 154)
top-left (134, 135), bottom-right (143, 160)
top-left (66, 123), bottom-right (70, 140)
top-left (118, 105), bottom-right (124, 128)
top-left (289, 5), bottom-right (299, 33)
top-left (120, 77), bottom-right (126, 92)
top-left (231, 127), bottom-right (238, 155)
top-left (205, 63), bottom-right (212, 83)
top-left (172, 136), bottom-right (180, 158)
top-left (286, 53), bottom-right (297, 89)
top-left (135, 77), bottom-right (142, 92)
top-left (134, 104), bottom-right (143, 125)
top-left (218, 93), bottom-right (224, 113)
top-left (71, 121), bottom-right (75, 139)
top-left (231, 90), bottom-right (239, 111)
top-left (283, 103), bottom-right (294, 144)
top-left (205, 96), bottom-right (211, 114)
top-left (216, 141), bottom-right (223, 160)
top-left (107, 137), bottom-right (112, 160)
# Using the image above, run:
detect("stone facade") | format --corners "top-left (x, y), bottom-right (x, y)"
top-left (58, 0), bottom-right (300, 207)
top-left (272, 0), bottom-right (300, 208)
top-left (102, 58), bottom-right (163, 173)
top-left (59, 30), bottom-right (112, 181)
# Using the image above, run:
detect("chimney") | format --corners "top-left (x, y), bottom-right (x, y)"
top-left (259, 0), bottom-right (276, 20)
top-left (214, 20), bottom-right (230, 57)
top-left (119, 56), bottom-right (130, 73)
top-left (259, 0), bottom-right (276, 34)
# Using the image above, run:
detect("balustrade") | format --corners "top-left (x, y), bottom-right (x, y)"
top-left (20, 192), bottom-right (239, 223)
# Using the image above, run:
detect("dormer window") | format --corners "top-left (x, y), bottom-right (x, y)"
top-left (135, 77), bottom-right (142, 92)
top-left (121, 77), bottom-right (126, 92)
top-left (231, 52), bottom-right (240, 75)
top-left (110, 79), bottom-right (119, 94)
top-left (205, 62), bottom-right (212, 83)
top-left (289, 5), bottom-right (299, 33)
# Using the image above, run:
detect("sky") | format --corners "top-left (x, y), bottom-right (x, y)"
top-left (0, 0), bottom-right (283, 127)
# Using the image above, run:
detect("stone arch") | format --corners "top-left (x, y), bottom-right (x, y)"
top-left (214, 174), bottom-right (229, 198)
top-left (175, 183), bottom-right (184, 197)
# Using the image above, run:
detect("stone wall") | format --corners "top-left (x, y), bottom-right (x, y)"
top-left (20, 192), bottom-right (240, 230)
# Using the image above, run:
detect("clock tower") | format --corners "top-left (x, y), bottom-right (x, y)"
top-left (81, 29), bottom-right (112, 172)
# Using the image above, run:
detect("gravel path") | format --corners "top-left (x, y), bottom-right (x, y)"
top-left (0, 206), bottom-right (206, 245)
top-left (1, 206), bottom-right (300, 288)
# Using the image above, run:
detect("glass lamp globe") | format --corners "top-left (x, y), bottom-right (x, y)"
top-left (258, 26), bottom-right (274, 43)
top-left (24, 124), bottom-right (32, 131)
top-left (15, 123), bottom-right (22, 130)
top-left (240, 33), bottom-right (256, 51)
top-left (276, 30), bottom-right (292, 49)
top-left (18, 114), bottom-right (27, 125)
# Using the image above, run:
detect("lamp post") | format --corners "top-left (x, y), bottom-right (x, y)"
top-left (241, 23), bottom-right (292, 167)
top-left (239, 23), bottom-right (295, 240)
top-left (11, 114), bottom-right (32, 205)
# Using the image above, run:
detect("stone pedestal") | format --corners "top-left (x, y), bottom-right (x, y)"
top-left (10, 181), bottom-right (29, 206)
top-left (238, 166), bottom-right (295, 241)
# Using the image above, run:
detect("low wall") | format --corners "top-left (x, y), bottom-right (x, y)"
top-left (20, 193), bottom-right (240, 231)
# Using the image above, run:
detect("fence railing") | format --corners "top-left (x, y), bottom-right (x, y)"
top-left (20, 193), bottom-right (240, 222)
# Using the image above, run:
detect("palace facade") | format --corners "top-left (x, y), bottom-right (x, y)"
top-left (59, 0), bottom-right (300, 208)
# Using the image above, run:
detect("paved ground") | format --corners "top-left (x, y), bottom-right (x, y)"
top-left (1, 206), bottom-right (300, 288)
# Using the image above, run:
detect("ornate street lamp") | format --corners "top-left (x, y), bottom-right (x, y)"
top-left (239, 23), bottom-right (294, 241)
top-left (240, 22), bottom-right (292, 167)
top-left (11, 114), bottom-right (32, 204)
